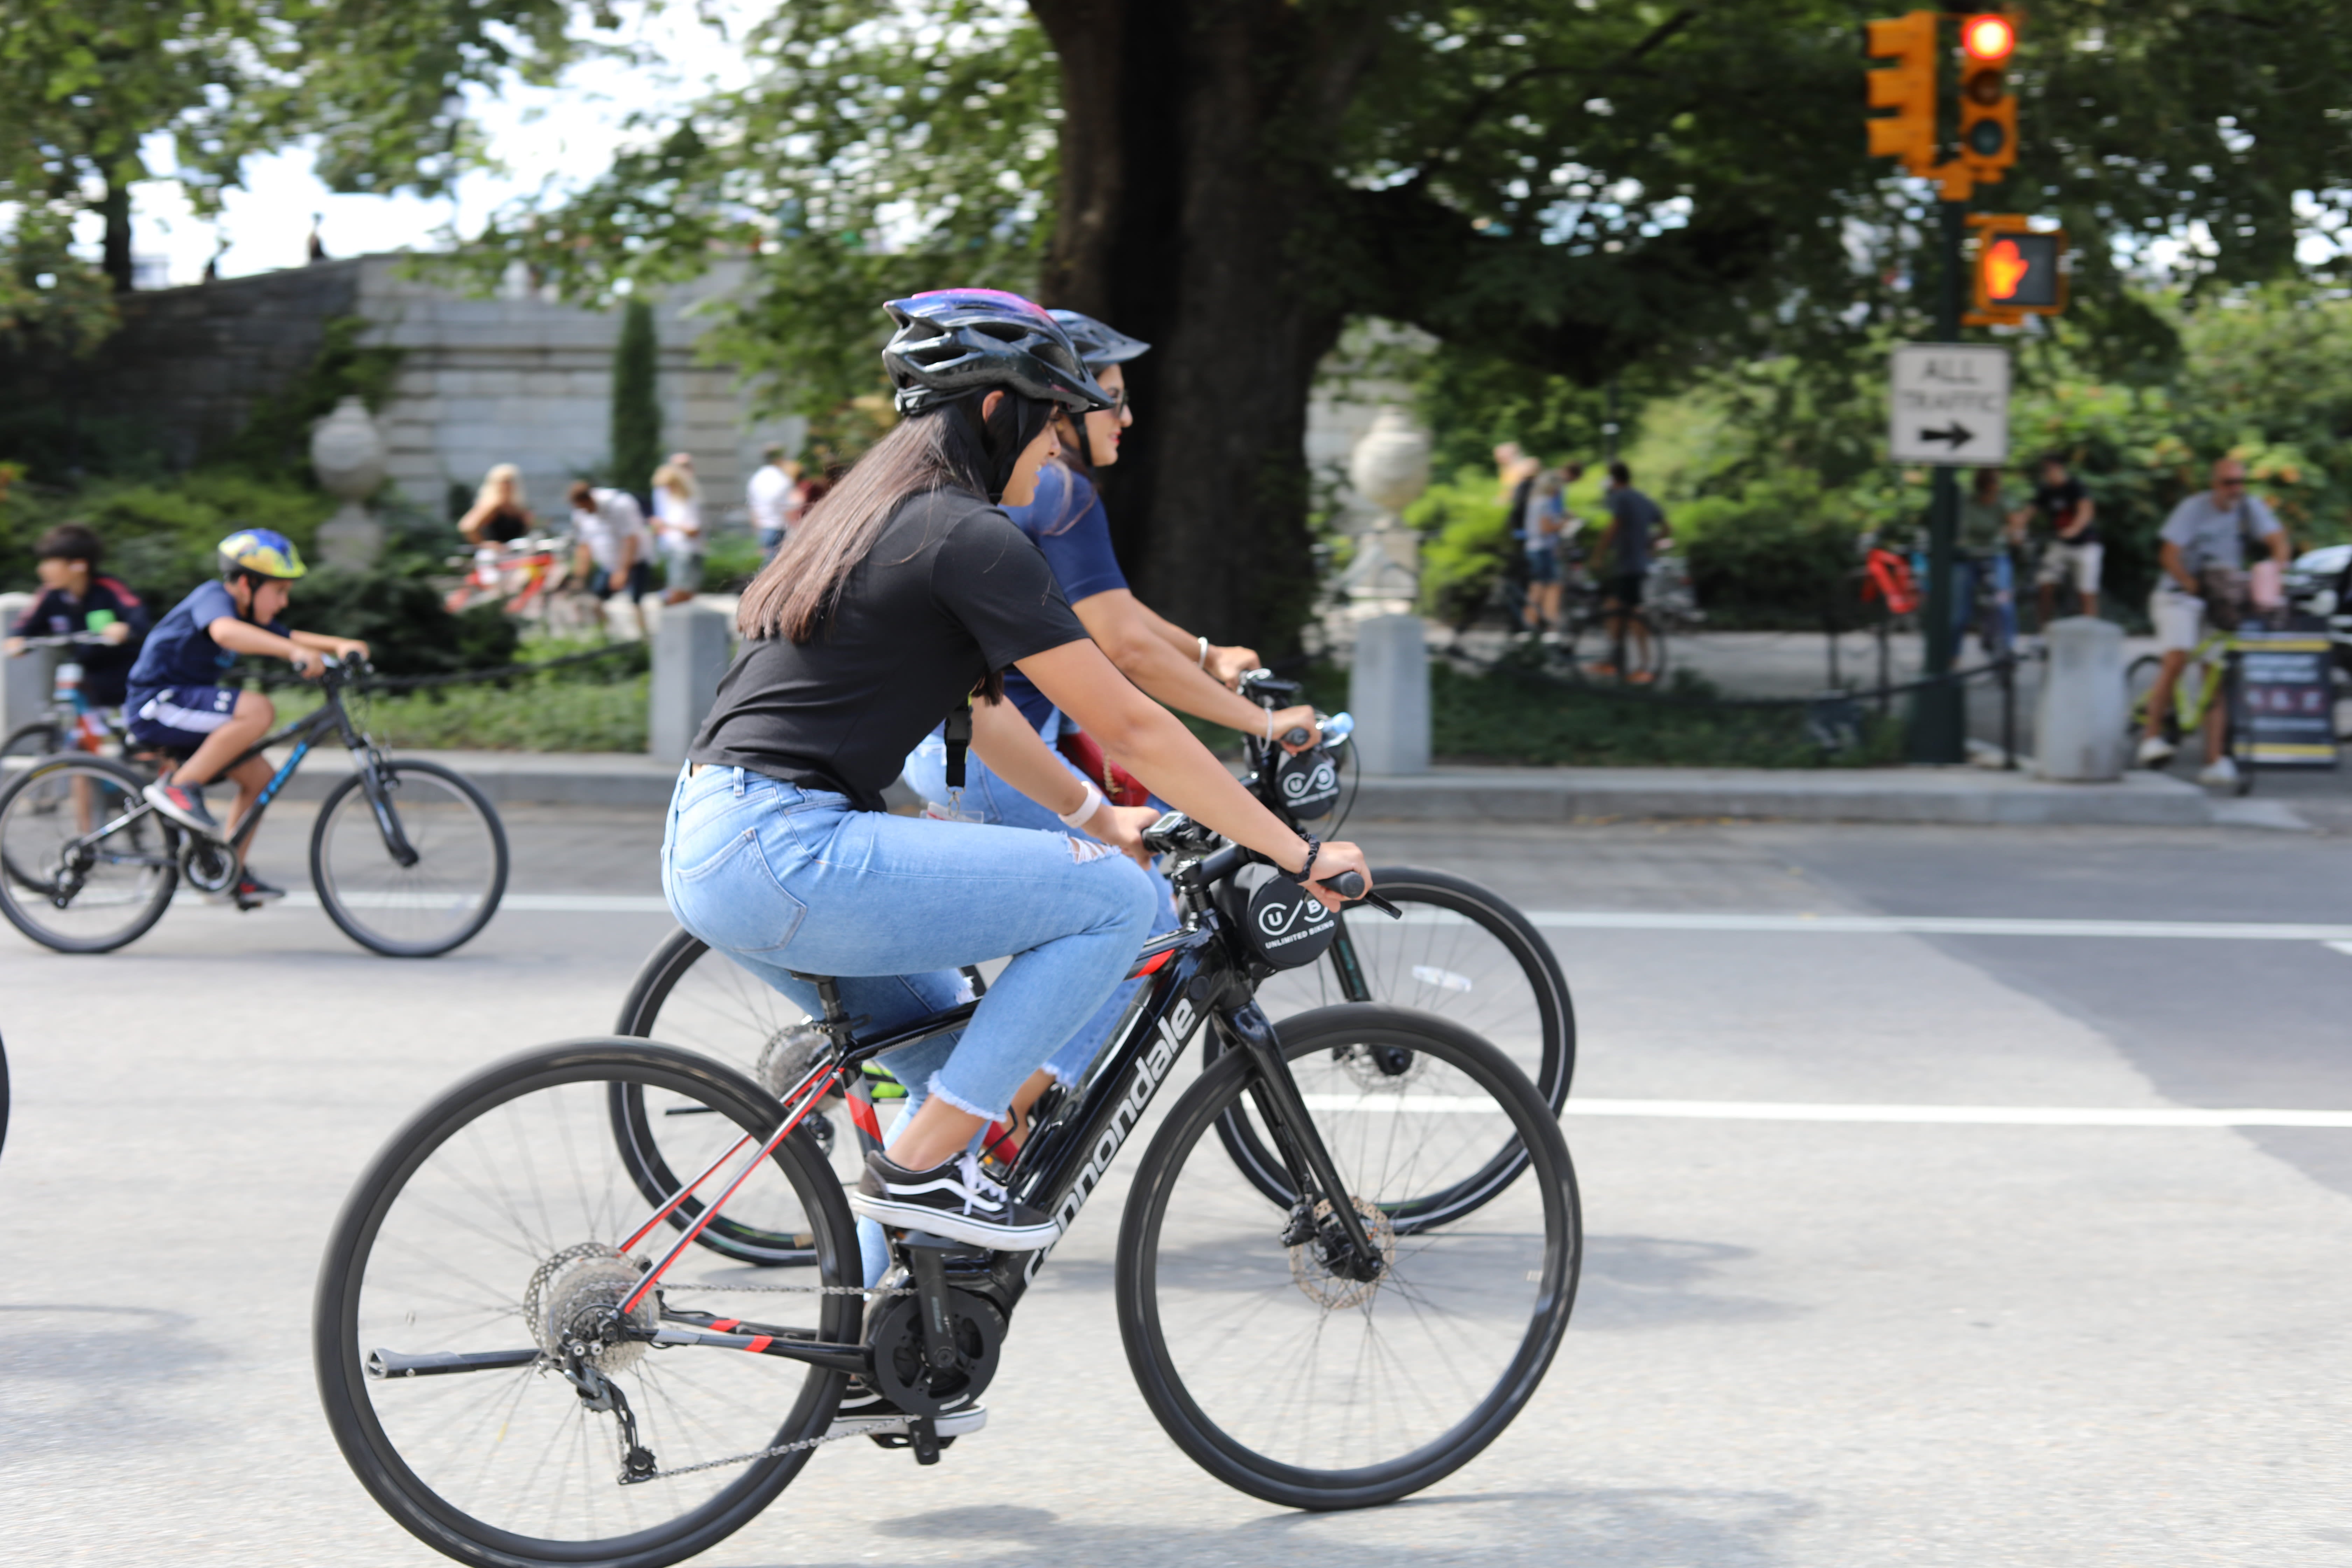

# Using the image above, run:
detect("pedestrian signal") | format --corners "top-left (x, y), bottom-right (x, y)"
top-left (1864, 12), bottom-right (1938, 176)
top-left (1966, 217), bottom-right (2065, 324)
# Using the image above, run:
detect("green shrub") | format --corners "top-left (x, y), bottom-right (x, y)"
top-left (700, 531), bottom-right (765, 593)
top-left (610, 299), bottom-right (663, 496)
top-left (1675, 475), bottom-right (1864, 630)
top-left (266, 561), bottom-right (522, 682)
top-left (1407, 468), bottom-right (1513, 626)
top-left (0, 470), bottom-right (332, 606)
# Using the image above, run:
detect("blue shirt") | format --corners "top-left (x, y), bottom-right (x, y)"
top-left (128, 581), bottom-right (289, 696)
top-left (999, 464), bottom-right (1128, 731)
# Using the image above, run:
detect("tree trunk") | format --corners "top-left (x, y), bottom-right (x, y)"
top-left (1032, 0), bottom-right (1373, 652)
top-left (100, 178), bottom-right (134, 294)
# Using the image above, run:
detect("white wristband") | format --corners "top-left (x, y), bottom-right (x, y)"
top-left (1057, 778), bottom-right (1107, 830)
top-left (1197, 635), bottom-right (1211, 668)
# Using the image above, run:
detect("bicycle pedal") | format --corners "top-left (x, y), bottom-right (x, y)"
top-left (909, 1417), bottom-right (942, 1465)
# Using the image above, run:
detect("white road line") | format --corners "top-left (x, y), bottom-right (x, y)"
top-left (1516, 911), bottom-right (2352, 941)
top-left (2328, 940), bottom-right (2352, 959)
top-left (1302, 1094), bottom-right (2352, 1127)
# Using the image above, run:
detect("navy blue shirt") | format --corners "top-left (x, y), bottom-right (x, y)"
top-left (10, 577), bottom-right (149, 704)
top-left (999, 464), bottom-right (1128, 730)
top-left (128, 581), bottom-right (289, 697)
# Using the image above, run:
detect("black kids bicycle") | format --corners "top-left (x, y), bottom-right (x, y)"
top-left (315, 810), bottom-right (1581, 1568)
top-left (612, 674), bottom-right (1575, 1225)
top-left (0, 656), bottom-right (508, 955)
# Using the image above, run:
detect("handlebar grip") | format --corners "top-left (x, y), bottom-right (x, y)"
top-left (1282, 727), bottom-right (1312, 747)
top-left (1326, 870), bottom-right (1366, 900)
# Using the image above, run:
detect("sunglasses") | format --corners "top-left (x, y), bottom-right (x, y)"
top-left (2215, 476), bottom-right (2247, 487)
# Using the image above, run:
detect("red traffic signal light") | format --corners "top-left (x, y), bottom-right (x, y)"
top-left (1961, 13), bottom-right (2015, 63)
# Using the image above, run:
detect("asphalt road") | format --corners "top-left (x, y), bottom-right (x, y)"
top-left (5, 806), bottom-right (2351, 1567)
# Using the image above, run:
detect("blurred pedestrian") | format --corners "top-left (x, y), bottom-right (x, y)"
top-left (2025, 453), bottom-right (2099, 628)
top-left (746, 445), bottom-right (800, 560)
top-left (2138, 456), bottom-right (2291, 785)
top-left (650, 457), bottom-right (705, 606)
top-left (458, 463), bottom-right (533, 544)
top-left (1522, 465), bottom-right (1573, 637)
top-left (1592, 461), bottom-right (1667, 681)
top-left (1956, 467), bottom-right (2018, 654)
top-left (4, 523), bottom-right (149, 711)
top-left (567, 481), bottom-right (652, 640)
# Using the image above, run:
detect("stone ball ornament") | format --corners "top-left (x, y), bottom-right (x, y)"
top-left (310, 396), bottom-right (387, 503)
top-left (1347, 407), bottom-right (1432, 517)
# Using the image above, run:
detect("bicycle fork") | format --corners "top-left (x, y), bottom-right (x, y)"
top-left (1222, 1002), bottom-right (1385, 1280)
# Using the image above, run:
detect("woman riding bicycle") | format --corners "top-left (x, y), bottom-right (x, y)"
top-left (898, 307), bottom-right (1323, 1147)
top-left (663, 288), bottom-right (1368, 1260)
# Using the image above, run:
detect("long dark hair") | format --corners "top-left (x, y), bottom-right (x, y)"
top-left (737, 391), bottom-right (1051, 642)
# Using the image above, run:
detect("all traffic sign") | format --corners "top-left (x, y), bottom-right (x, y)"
top-left (1889, 344), bottom-right (2010, 465)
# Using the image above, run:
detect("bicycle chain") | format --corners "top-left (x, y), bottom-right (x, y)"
top-left (657, 1280), bottom-right (910, 1297)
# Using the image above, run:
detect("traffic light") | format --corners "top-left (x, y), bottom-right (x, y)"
top-left (1956, 13), bottom-right (2017, 180)
top-left (1966, 215), bottom-right (2066, 324)
top-left (1865, 11), bottom-right (1937, 176)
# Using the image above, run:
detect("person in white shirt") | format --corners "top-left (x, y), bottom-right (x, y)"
top-left (2137, 456), bottom-right (2292, 785)
top-left (567, 481), bottom-right (652, 639)
top-left (746, 445), bottom-right (800, 561)
top-left (651, 455), bottom-right (705, 605)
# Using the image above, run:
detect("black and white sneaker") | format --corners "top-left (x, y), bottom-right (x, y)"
top-left (850, 1149), bottom-right (1061, 1251)
top-left (827, 1380), bottom-right (988, 1440)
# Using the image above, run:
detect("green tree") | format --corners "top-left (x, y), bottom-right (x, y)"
top-left (609, 298), bottom-right (663, 497)
top-left (463, 0), bottom-right (2352, 647)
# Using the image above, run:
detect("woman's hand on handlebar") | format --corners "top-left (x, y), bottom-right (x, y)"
top-left (1267, 704), bottom-right (1320, 752)
top-left (1298, 839), bottom-right (1370, 913)
top-left (1083, 802), bottom-right (1166, 869)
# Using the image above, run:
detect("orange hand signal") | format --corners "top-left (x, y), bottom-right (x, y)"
top-left (1985, 238), bottom-right (2031, 300)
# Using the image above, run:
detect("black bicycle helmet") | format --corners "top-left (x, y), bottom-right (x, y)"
top-left (1047, 308), bottom-right (1150, 369)
top-left (883, 289), bottom-right (1113, 416)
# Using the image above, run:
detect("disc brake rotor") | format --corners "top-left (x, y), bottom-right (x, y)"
top-left (1287, 1196), bottom-right (1397, 1311)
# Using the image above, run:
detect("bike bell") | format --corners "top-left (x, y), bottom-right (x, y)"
top-left (1244, 874), bottom-right (1339, 969)
top-left (1272, 739), bottom-right (1342, 822)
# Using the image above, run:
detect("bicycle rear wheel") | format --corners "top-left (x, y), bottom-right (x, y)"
top-left (1117, 1004), bottom-right (1578, 1511)
top-left (1226, 866), bottom-right (1572, 1224)
top-left (311, 758), bottom-right (509, 957)
top-left (1, 721), bottom-right (63, 776)
top-left (0, 755), bottom-right (179, 953)
top-left (315, 1038), bottom-right (860, 1568)
top-left (612, 929), bottom-right (873, 1265)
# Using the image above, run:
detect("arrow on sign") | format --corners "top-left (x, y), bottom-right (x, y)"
top-left (1917, 422), bottom-right (1976, 450)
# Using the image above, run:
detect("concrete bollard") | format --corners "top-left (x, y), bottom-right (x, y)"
top-left (1, 591), bottom-right (56, 739)
top-left (648, 600), bottom-right (732, 761)
top-left (1348, 612), bottom-right (1431, 775)
top-left (2033, 615), bottom-right (2127, 782)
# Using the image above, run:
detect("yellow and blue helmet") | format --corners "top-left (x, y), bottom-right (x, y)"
top-left (217, 528), bottom-right (308, 581)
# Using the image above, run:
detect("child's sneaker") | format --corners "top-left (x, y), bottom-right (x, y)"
top-left (144, 779), bottom-right (223, 840)
top-left (233, 869), bottom-right (286, 909)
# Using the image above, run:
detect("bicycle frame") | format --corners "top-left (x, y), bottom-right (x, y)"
top-left (603, 852), bottom-right (1380, 1377)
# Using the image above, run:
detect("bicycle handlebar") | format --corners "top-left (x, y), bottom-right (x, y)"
top-left (10, 632), bottom-right (117, 650)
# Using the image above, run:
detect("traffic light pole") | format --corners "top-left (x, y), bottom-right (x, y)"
top-left (1911, 197), bottom-right (1968, 764)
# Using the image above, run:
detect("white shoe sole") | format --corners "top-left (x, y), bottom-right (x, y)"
top-left (848, 1192), bottom-right (1061, 1251)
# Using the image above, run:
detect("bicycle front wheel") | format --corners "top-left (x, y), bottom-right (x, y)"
top-left (1229, 867), bottom-right (1573, 1224)
top-left (1117, 1004), bottom-right (1579, 1511)
top-left (311, 758), bottom-right (509, 957)
top-left (315, 1038), bottom-right (860, 1568)
top-left (0, 754), bottom-right (179, 953)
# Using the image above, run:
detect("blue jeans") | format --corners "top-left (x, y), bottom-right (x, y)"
top-left (901, 726), bottom-right (1180, 1087)
top-left (662, 763), bottom-right (1155, 1121)
top-left (1954, 554), bottom-right (2016, 654)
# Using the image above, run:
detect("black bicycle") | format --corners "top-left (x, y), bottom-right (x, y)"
top-left (613, 678), bottom-right (1575, 1228)
top-left (0, 657), bottom-right (509, 955)
top-left (316, 812), bottom-right (1580, 1566)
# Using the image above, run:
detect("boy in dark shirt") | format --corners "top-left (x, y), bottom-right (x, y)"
top-left (128, 529), bottom-right (369, 906)
top-left (4, 524), bottom-right (150, 707)
top-left (2026, 454), bottom-right (2101, 625)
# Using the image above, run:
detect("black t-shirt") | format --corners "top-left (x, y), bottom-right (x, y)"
top-left (2034, 477), bottom-right (2094, 545)
top-left (688, 489), bottom-right (1090, 811)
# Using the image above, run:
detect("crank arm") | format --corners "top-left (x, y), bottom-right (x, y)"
top-left (649, 1326), bottom-right (871, 1377)
top-left (367, 1346), bottom-right (542, 1379)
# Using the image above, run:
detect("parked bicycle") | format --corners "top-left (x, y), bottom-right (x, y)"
top-left (445, 535), bottom-right (600, 634)
top-left (316, 808), bottom-right (1580, 1567)
top-left (0, 656), bottom-right (511, 954)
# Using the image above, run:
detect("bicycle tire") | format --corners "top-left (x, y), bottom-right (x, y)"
top-left (1, 721), bottom-right (63, 772)
top-left (612, 929), bottom-right (873, 1262)
top-left (2124, 654), bottom-right (2174, 746)
top-left (1117, 1003), bottom-right (1579, 1511)
top-left (2227, 653), bottom-right (2258, 795)
top-left (315, 1037), bottom-right (859, 1568)
top-left (310, 758), bottom-right (510, 957)
top-left (1216, 866), bottom-right (1573, 1225)
top-left (0, 753), bottom-right (180, 954)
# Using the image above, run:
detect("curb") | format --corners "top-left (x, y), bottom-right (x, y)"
top-left (254, 750), bottom-right (2305, 829)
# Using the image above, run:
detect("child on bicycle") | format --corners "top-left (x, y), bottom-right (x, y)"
top-left (4, 523), bottom-right (150, 709)
top-left (131, 529), bottom-right (370, 906)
